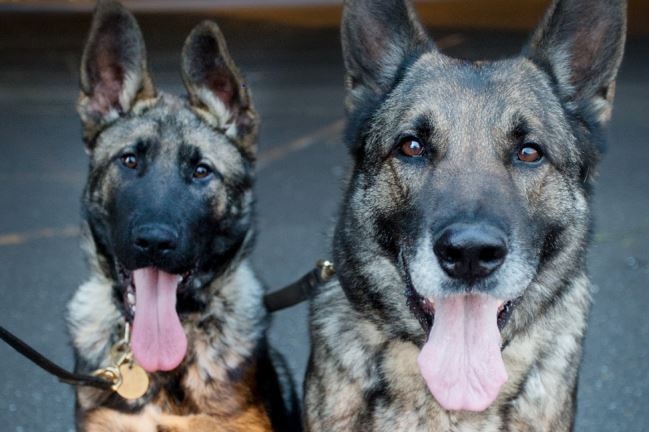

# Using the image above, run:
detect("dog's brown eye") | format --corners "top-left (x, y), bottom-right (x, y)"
top-left (121, 154), bottom-right (138, 169)
top-left (193, 164), bottom-right (212, 179)
top-left (400, 138), bottom-right (424, 157)
top-left (517, 145), bottom-right (543, 163)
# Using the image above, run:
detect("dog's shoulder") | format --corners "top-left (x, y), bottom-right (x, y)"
top-left (311, 279), bottom-right (386, 374)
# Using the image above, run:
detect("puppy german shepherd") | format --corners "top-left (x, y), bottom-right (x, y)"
top-left (305, 0), bottom-right (626, 430)
top-left (66, 1), bottom-right (297, 430)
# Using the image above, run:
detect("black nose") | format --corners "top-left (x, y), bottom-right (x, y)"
top-left (132, 224), bottom-right (178, 255)
top-left (433, 224), bottom-right (507, 282)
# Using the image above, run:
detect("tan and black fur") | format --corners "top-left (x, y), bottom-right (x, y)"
top-left (66, 1), bottom-right (298, 430)
top-left (305, 0), bottom-right (627, 430)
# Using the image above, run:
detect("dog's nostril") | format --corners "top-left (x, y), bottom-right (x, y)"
top-left (479, 245), bottom-right (506, 263)
top-left (438, 245), bottom-right (461, 263)
top-left (157, 240), bottom-right (176, 251)
top-left (135, 237), bottom-right (150, 249)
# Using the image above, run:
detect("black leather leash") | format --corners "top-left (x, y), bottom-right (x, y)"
top-left (0, 260), bottom-right (335, 390)
top-left (264, 260), bottom-right (335, 312)
top-left (0, 326), bottom-right (113, 390)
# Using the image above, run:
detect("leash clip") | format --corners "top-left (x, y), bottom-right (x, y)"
top-left (316, 260), bottom-right (335, 282)
top-left (92, 322), bottom-right (150, 400)
top-left (264, 259), bottom-right (336, 312)
top-left (92, 366), bottom-right (122, 392)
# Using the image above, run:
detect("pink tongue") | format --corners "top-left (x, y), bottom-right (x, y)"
top-left (131, 268), bottom-right (187, 372)
top-left (417, 294), bottom-right (507, 412)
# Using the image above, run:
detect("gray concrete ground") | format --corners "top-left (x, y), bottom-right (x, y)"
top-left (0, 12), bottom-right (647, 432)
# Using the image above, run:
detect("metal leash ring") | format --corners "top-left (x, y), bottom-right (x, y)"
top-left (92, 366), bottom-right (122, 392)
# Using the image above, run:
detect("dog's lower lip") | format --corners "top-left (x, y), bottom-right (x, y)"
top-left (406, 284), bottom-right (434, 334)
top-left (497, 300), bottom-right (514, 330)
top-left (420, 297), bottom-right (435, 315)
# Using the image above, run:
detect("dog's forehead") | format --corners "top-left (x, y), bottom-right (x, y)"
top-left (394, 55), bottom-right (564, 129)
top-left (375, 54), bottom-right (576, 159)
top-left (93, 93), bottom-right (241, 164)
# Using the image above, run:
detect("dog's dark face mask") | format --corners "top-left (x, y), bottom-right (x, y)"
top-left (99, 122), bottom-right (252, 281)
top-left (335, 0), bottom-right (626, 412)
top-left (77, 1), bottom-right (258, 373)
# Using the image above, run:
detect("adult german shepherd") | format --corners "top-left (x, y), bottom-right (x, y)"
top-left (305, 0), bottom-right (626, 430)
top-left (66, 1), bottom-right (297, 430)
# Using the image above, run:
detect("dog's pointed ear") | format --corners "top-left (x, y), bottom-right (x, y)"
top-left (341, 0), bottom-right (433, 112)
top-left (181, 21), bottom-right (257, 158)
top-left (78, 0), bottom-right (156, 148)
top-left (524, 0), bottom-right (627, 124)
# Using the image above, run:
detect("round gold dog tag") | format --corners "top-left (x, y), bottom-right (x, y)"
top-left (116, 363), bottom-right (149, 400)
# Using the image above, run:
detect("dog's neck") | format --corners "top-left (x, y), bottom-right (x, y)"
top-left (67, 259), bottom-right (266, 410)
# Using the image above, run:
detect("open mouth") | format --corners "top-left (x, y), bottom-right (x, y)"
top-left (116, 264), bottom-right (192, 373)
top-left (406, 285), bottom-right (516, 335)
top-left (118, 265), bottom-right (193, 321)
top-left (405, 281), bottom-right (519, 413)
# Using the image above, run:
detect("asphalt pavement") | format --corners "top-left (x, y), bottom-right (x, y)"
top-left (0, 12), bottom-right (647, 432)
